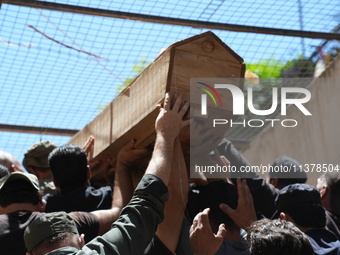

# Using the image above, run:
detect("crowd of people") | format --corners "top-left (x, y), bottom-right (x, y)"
top-left (0, 92), bottom-right (340, 255)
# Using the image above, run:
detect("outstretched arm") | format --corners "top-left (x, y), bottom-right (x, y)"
top-left (145, 93), bottom-right (190, 186)
top-left (84, 93), bottom-right (190, 254)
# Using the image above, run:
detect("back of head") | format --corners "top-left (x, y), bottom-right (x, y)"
top-left (23, 141), bottom-right (57, 172)
top-left (0, 172), bottom-right (41, 207)
top-left (269, 156), bottom-right (307, 189)
top-left (275, 183), bottom-right (326, 229)
top-left (48, 144), bottom-right (88, 193)
top-left (247, 219), bottom-right (314, 255)
top-left (197, 180), bottom-right (238, 231)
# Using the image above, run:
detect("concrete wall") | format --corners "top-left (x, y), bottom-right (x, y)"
top-left (243, 56), bottom-right (340, 184)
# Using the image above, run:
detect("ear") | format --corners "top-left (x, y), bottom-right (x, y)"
top-left (39, 199), bottom-right (47, 212)
top-left (279, 212), bottom-right (287, 220)
top-left (79, 234), bottom-right (85, 248)
top-left (319, 186), bottom-right (328, 198)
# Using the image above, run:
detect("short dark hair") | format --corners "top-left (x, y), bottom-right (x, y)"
top-left (48, 144), bottom-right (88, 193)
top-left (0, 179), bottom-right (42, 207)
top-left (247, 219), bottom-right (314, 255)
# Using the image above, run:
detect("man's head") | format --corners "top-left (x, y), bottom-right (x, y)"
top-left (23, 141), bottom-right (57, 179)
top-left (0, 150), bottom-right (25, 173)
top-left (274, 183), bottom-right (326, 231)
top-left (0, 172), bottom-right (44, 212)
top-left (247, 219), bottom-right (314, 255)
top-left (48, 144), bottom-right (89, 193)
top-left (267, 156), bottom-right (307, 190)
top-left (316, 172), bottom-right (340, 216)
top-left (24, 211), bottom-right (84, 255)
top-left (197, 180), bottom-right (238, 233)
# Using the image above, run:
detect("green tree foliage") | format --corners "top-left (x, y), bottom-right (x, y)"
top-left (116, 56), bottom-right (150, 93)
top-left (246, 56), bottom-right (288, 78)
top-left (97, 57), bottom-right (150, 110)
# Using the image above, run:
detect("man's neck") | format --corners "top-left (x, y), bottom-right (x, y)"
top-left (0, 203), bottom-right (40, 214)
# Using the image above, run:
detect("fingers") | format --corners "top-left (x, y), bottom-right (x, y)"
top-left (219, 203), bottom-right (235, 217)
top-left (236, 178), bottom-right (246, 201)
top-left (243, 179), bottom-right (254, 203)
top-left (236, 178), bottom-right (253, 205)
top-left (179, 100), bottom-right (190, 117)
top-left (215, 224), bottom-right (227, 239)
top-left (171, 94), bottom-right (183, 112)
top-left (162, 92), bottom-right (171, 111)
top-left (199, 208), bottom-right (211, 226)
top-left (220, 155), bottom-right (230, 167)
top-left (123, 139), bottom-right (135, 151)
top-left (191, 208), bottom-right (212, 235)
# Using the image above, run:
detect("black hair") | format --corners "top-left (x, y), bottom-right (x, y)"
top-left (48, 144), bottom-right (88, 193)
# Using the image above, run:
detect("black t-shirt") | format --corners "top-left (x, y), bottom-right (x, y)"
top-left (44, 186), bottom-right (112, 213)
top-left (0, 210), bottom-right (99, 255)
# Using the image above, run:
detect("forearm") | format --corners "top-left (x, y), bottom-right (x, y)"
top-left (145, 134), bottom-right (175, 186)
top-left (91, 163), bottom-right (135, 235)
top-left (112, 163), bottom-right (134, 209)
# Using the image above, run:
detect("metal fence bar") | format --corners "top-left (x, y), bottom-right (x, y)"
top-left (4, 0), bottom-right (340, 40)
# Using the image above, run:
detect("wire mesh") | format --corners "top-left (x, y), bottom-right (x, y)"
top-left (0, 0), bottom-right (339, 165)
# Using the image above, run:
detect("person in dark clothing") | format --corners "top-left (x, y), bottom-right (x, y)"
top-left (317, 172), bottom-right (340, 239)
top-left (23, 92), bottom-right (190, 255)
top-left (274, 183), bottom-right (340, 255)
top-left (43, 144), bottom-right (113, 212)
top-left (0, 172), bottom-right (99, 255)
top-left (0, 140), bottom-right (144, 254)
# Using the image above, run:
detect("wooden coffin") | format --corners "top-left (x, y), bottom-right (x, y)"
top-left (68, 31), bottom-right (245, 183)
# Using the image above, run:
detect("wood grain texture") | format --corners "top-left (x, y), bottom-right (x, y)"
top-left (68, 31), bottom-right (245, 185)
